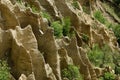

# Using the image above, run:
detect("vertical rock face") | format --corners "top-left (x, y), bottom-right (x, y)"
top-left (0, 0), bottom-right (18, 29)
top-left (38, 0), bottom-right (60, 20)
top-left (38, 28), bottom-right (61, 80)
top-left (19, 74), bottom-right (27, 80)
top-left (27, 73), bottom-right (36, 80)
top-left (0, 0), bottom-right (119, 80)
top-left (79, 47), bottom-right (97, 80)
top-left (65, 38), bottom-right (92, 80)
top-left (22, 0), bottom-right (41, 11)
top-left (54, 0), bottom-right (81, 29)
top-left (58, 48), bottom-right (73, 70)
top-left (9, 26), bottom-right (47, 80)
top-left (0, 28), bottom-right (11, 58)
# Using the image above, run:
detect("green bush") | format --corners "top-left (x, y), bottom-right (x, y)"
top-left (94, 11), bottom-right (106, 24)
top-left (101, 45), bottom-right (114, 67)
top-left (88, 44), bottom-right (104, 66)
top-left (62, 17), bottom-right (71, 36)
top-left (50, 17), bottom-right (72, 38)
top-left (49, 16), bottom-right (73, 38)
top-left (62, 65), bottom-right (82, 80)
top-left (51, 21), bottom-right (63, 38)
top-left (103, 72), bottom-right (115, 80)
top-left (0, 60), bottom-right (10, 80)
top-left (88, 44), bottom-right (114, 67)
top-left (41, 11), bottom-right (52, 21)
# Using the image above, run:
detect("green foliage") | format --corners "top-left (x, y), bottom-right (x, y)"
top-left (88, 44), bottom-right (114, 67)
top-left (72, 0), bottom-right (79, 9)
top-left (103, 72), bottom-right (115, 80)
top-left (51, 17), bottom-right (72, 38)
top-left (41, 11), bottom-right (52, 21)
top-left (94, 11), bottom-right (106, 24)
top-left (31, 5), bottom-right (39, 13)
top-left (88, 44), bottom-right (104, 66)
top-left (51, 21), bottom-right (63, 38)
top-left (81, 34), bottom-right (89, 43)
top-left (102, 3), bottom-right (120, 43)
top-left (0, 60), bottom-right (10, 80)
top-left (112, 24), bottom-right (120, 44)
top-left (99, 77), bottom-right (104, 80)
top-left (112, 51), bottom-right (120, 74)
top-left (62, 65), bottom-right (82, 80)
top-left (62, 17), bottom-right (71, 36)
top-left (101, 45), bottom-right (114, 67)
top-left (69, 30), bottom-right (75, 38)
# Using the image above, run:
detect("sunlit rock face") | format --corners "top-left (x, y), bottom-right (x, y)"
top-left (0, 0), bottom-right (119, 80)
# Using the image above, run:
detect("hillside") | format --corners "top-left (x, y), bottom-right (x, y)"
top-left (0, 0), bottom-right (120, 80)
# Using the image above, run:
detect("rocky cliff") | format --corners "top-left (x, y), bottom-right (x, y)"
top-left (0, 0), bottom-right (120, 80)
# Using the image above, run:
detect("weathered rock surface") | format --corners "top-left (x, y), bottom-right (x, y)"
top-left (9, 26), bottom-right (46, 80)
top-left (0, 0), bottom-right (119, 80)
top-left (38, 28), bottom-right (61, 80)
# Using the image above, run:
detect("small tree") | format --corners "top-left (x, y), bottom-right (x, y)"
top-left (88, 44), bottom-right (114, 67)
top-left (62, 17), bottom-right (71, 36)
top-left (51, 21), bottom-right (63, 38)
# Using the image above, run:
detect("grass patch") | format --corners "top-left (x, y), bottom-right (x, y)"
top-left (50, 17), bottom-right (73, 38)
top-left (93, 10), bottom-right (106, 24)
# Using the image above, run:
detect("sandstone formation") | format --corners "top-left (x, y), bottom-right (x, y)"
top-left (0, 0), bottom-right (120, 80)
